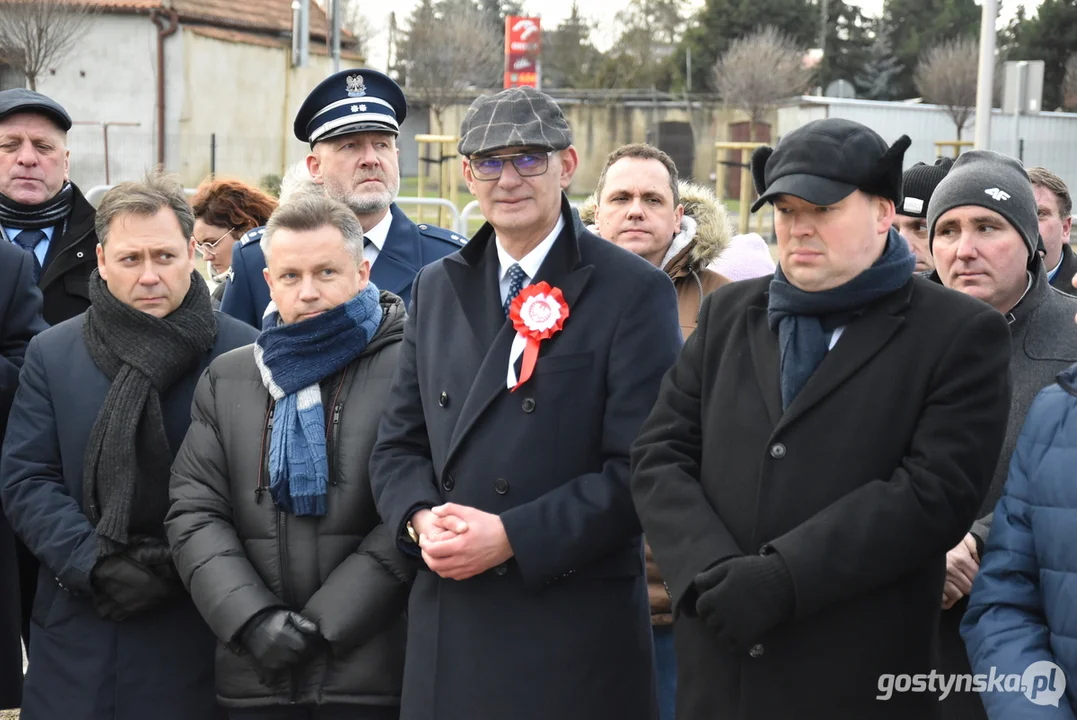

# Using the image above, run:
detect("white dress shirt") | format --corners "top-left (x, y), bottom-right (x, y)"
top-left (4, 224), bottom-right (55, 266)
top-left (362, 209), bottom-right (394, 266)
top-left (495, 215), bottom-right (565, 306)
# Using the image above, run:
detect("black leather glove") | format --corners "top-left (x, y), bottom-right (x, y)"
top-left (89, 537), bottom-right (183, 622)
top-left (694, 553), bottom-right (796, 650)
top-left (240, 609), bottom-right (322, 675)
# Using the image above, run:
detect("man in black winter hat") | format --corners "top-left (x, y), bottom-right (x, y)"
top-left (928, 149), bottom-right (1077, 720)
top-left (893, 157), bottom-right (953, 273)
top-left (632, 118), bottom-right (1012, 719)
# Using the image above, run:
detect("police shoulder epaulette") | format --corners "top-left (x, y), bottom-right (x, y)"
top-left (416, 223), bottom-right (466, 247)
top-left (240, 226), bottom-right (266, 247)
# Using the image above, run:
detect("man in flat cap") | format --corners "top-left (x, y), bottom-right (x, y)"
top-left (0, 87), bottom-right (100, 655)
top-left (632, 118), bottom-right (1012, 719)
top-left (221, 68), bottom-right (462, 328)
top-left (892, 157), bottom-right (953, 274)
top-left (371, 85), bottom-right (681, 720)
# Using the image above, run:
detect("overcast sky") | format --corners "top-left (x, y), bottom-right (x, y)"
top-left (358, 0), bottom-right (1042, 72)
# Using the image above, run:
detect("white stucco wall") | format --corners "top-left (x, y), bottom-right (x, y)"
top-left (35, 14), bottom-right (159, 190)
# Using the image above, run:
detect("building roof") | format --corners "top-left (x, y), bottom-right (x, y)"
top-left (35, 0), bottom-right (343, 42)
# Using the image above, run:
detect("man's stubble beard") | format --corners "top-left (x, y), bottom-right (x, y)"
top-left (323, 175), bottom-right (400, 216)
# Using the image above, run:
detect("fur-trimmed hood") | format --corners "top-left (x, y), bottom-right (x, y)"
top-left (579, 180), bottom-right (732, 270)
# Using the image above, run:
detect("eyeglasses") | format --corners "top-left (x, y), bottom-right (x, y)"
top-left (468, 151), bottom-right (552, 181)
top-left (194, 227), bottom-right (236, 257)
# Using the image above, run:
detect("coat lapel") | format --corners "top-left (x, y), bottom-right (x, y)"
top-left (444, 196), bottom-right (593, 466)
top-left (773, 281), bottom-right (913, 435)
top-left (369, 204), bottom-right (421, 293)
top-left (747, 305), bottom-right (783, 427)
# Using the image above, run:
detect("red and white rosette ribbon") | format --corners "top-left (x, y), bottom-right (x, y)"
top-left (506, 282), bottom-right (570, 391)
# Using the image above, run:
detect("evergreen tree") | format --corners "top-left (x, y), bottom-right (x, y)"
top-left (882, 0), bottom-right (981, 99)
top-left (854, 17), bottom-right (903, 99)
top-left (542, 2), bottom-right (604, 88)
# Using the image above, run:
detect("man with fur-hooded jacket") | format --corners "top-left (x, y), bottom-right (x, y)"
top-left (584, 143), bottom-right (732, 338)
top-left (584, 142), bottom-right (731, 720)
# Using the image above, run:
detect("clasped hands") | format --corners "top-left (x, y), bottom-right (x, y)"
top-left (692, 553), bottom-right (796, 651)
top-left (942, 533), bottom-right (980, 610)
top-left (411, 503), bottom-right (514, 581)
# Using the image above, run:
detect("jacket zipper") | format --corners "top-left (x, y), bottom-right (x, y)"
top-left (326, 371), bottom-right (347, 486)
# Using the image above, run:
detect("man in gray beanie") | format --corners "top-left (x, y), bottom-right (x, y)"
top-left (929, 149), bottom-right (1077, 720)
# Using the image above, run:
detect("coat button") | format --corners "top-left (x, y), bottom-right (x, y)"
top-left (442, 474), bottom-right (455, 491)
top-left (495, 563), bottom-right (508, 576)
top-left (522, 397), bottom-right (536, 413)
top-left (494, 478), bottom-right (509, 495)
top-left (769, 443), bottom-right (786, 459)
top-left (439, 391), bottom-right (449, 408)
top-left (749, 644), bottom-right (765, 658)
top-left (76, 251), bottom-right (85, 258)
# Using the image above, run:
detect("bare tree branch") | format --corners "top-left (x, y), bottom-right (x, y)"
top-left (1064, 54), bottom-right (1077, 112)
top-left (398, 3), bottom-right (503, 133)
top-left (0, 0), bottom-right (96, 91)
top-left (713, 26), bottom-right (815, 131)
top-left (914, 37), bottom-right (979, 141)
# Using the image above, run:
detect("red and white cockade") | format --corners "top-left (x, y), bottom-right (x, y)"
top-left (506, 282), bottom-right (570, 391)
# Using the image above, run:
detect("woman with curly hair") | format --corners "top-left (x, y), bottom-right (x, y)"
top-left (191, 179), bottom-right (277, 308)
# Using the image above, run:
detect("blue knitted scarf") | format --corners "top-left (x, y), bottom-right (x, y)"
top-left (253, 284), bottom-right (383, 516)
top-left (767, 229), bottom-right (915, 409)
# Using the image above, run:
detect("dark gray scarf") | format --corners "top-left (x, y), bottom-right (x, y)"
top-left (82, 269), bottom-right (217, 555)
top-left (0, 181), bottom-right (74, 229)
top-left (768, 229), bottom-right (915, 409)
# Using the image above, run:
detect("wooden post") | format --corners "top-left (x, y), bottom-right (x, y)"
top-left (714, 141), bottom-right (767, 236)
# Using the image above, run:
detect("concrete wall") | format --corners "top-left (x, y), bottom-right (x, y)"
top-left (429, 97), bottom-right (775, 195)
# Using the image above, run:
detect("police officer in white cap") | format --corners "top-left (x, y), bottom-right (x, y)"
top-left (221, 69), bottom-right (463, 328)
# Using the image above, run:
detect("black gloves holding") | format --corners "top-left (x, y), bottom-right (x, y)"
top-left (693, 553), bottom-right (796, 650)
top-left (240, 609), bottom-right (323, 683)
top-left (90, 537), bottom-right (181, 622)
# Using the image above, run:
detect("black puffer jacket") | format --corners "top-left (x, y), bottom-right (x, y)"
top-left (166, 292), bottom-right (414, 709)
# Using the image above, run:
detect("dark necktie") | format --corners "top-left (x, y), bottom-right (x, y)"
top-left (13, 228), bottom-right (46, 283)
top-left (503, 263), bottom-right (527, 316)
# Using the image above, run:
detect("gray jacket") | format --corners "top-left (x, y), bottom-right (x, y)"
top-left (971, 265), bottom-right (1077, 547)
top-left (166, 292), bottom-right (414, 710)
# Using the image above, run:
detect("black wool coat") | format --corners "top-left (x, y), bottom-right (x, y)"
top-left (0, 240), bottom-right (47, 709)
top-left (371, 196), bottom-right (683, 720)
top-left (632, 274), bottom-right (1012, 720)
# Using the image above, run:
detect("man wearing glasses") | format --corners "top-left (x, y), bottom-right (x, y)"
top-left (220, 69), bottom-right (463, 328)
top-left (370, 85), bottom-right (681, 720)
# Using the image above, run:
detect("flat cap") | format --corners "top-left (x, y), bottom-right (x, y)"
top-left (458, 86), bottom-right (572, 157)
top-left (294, 68), bottom-right (407, 146)
top-left (0, 89), bottom-right (71, 131)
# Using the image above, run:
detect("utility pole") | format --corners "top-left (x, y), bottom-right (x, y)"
top-left (330, 0), bottom-right (341, 73)
top-left (297, 0), bottom-right (310, 68)
top-left (974, 0), bottom-right (997, 150)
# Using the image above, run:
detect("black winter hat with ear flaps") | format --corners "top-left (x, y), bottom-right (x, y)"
top-left (750, 118), bottom-right (911, 212)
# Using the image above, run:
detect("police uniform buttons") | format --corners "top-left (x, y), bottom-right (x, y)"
top-left (442, 474), bottom-right (455, 491)
top-left (439, 391), bottom-right (449, 408)
top-left (522, 397), bottom-right (536, 413)
top-left (770, 443), bottom-right (786, 459)
top-left (749, 644), bottom-right (765, 658)
top-left (419, 224), bottom-right (428, 230)
top-left (495, 563), bottom-right (508, 576)
top-left (494, 478), bottom-right (509, 495)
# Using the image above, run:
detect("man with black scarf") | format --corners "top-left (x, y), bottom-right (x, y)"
top-left (0, 88), bottom-right (100, 652)
top-left (0, 171), bottom-right (256, 720)
top-left (631, 118), bottom-right (1012, 719)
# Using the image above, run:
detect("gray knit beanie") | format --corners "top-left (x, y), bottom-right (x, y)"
top-left (927, 150), bottom-right (1039, 264)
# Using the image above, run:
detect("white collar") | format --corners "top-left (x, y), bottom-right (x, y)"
top-left (363, 209), bottom-right (394, 251)
top-left (496, 215), bottom-right (565, 282)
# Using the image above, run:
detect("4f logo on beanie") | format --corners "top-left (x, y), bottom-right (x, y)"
top-left (985, 188), bottom-right (1011, 201)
